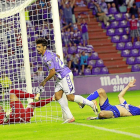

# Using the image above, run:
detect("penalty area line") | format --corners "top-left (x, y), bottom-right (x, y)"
top-left (72, 122), bottom-right (140, 139)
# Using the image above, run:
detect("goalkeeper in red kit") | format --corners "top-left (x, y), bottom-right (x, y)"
top-left (0, 89), bottom-right (53, 124)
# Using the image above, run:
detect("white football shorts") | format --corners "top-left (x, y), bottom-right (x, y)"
top-left (55, 72), bottom-right (75, 95)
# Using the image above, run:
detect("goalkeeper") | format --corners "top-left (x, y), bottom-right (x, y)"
top-left (79, 79), bottom-right (140, 120)
top-left (0, 89), bottom-right (52, 124)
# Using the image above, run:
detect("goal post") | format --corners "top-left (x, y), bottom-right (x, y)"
top-left (20, 9), bottom-right (33, 103)
top-left (51, 0), bottom-right (64, 61)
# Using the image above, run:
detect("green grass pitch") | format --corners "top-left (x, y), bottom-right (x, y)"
top-left (0, 90), bottom-right (140, 140)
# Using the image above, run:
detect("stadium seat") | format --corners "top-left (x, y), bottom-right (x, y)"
top-left (114, 13), bottom-right (124, 21)
top-left (110, 21), bottom-right (119, 29)
top-left (88, 60), bottom-right (96, 67)
top-left (119, 20), bottom-right (129, 28)
top-left (111, 35), bottom-right (120, 43)
top-left (125, 42), bottom-right (133, 50)
top-left (106, 29), bottom-right (115, 36)
top-left (92, 67), bottom-right (101, 75)
top-left (130, 49), bottom-right (139, 57)
top-left (67, 46), bottom-right (77, 54)
top-left (100, 67), bottom-right (109, 74)
top-left (33, 67), bottom-right (38, 72)
top-left (121, 50), bottom-right (130, 57)
top-left (135, 56), bottom-right (140, 64)
top-left (43, 67), bottom-right (48, 71)
top-left (115, 28), bottom-right (125, 36)
top-left (116, 42), bottom-right (125, 50)
top-left (88, 52), bottom-right (99, 60)
top-left (133, 41), bottom-right (140, 49)
top-left (108, 8), bottom-right (118, 14)
top-left (37, 57), bottom-right (42, 62)
top-left (131, 64), bottom-right (140, 72)
top-left (95, 59), bottom-right (104, 67)
top-left (126, 57), bottom-right (135, 65)
top-left (124, 28), bottom-right (130, 34)
top-left (120, 35), bottom-right (130, 43)
top-left (84, 68), bottom-right (92, 75)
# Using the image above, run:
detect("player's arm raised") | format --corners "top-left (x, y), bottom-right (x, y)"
top-left (40, 68), bottom-right (56, 87)
top-left (118, 79), bottom-right (136, 104)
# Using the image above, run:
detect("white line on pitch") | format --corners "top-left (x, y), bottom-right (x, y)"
top-left (73, 122), bottom-right (140, 139)
top-left (34, 116), bottom-right (140, 139)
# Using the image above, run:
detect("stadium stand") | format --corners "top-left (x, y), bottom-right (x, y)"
top-left (2, 0), bottom-right (140, 81)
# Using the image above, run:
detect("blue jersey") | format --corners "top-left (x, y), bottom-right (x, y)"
top-left (43, 50), bottom-right (71, 79)
top-left (120, 101), bottom-right (140, 116)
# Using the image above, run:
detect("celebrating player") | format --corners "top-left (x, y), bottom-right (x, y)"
top-left (79, 79), bottom-right (140, 120)
top-left (0, 89), bottom-right (52, 124)
top-left (36, 38), bottom-right (98, 123)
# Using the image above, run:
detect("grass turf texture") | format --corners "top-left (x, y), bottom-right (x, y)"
top-left (0, 90), bottom-right (140, 140)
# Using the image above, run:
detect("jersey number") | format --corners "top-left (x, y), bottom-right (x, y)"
top-left (55, 57), bottom-right (64, 68)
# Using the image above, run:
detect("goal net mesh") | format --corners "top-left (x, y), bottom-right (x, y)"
top-left (0, 0), bottom-right (62, 124)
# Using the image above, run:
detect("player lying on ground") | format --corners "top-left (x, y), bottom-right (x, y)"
top-left (0, 89), bottom-right (52, 124)
top-left (79, 79), bottom-right (140, 119)
top-left (36, 38), bottom-right (98, 123)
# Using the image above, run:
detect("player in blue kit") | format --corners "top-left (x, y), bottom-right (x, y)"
top-left (36, 38), bottom-right (98, 123)
top-left (79, 79), bottom-right (140, 120)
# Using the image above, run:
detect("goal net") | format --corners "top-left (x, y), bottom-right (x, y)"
top-left (0, 0), bottom-right (63, 124)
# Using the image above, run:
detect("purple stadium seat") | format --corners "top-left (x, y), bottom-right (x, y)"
top-left (115, 28), bottom-right (125, 36)
top-left (109, 8), bottom-right (118, 14)
top-left (121, 50), bottom-right (130, 57)
top-left (122, 13), bottom-right (131, 19)
top-left (96, 60), bottom-right (104, 67)
top-left (131, 64), bottom-right (140, 72)
top-left (135, 56), bottom-right (140, 64)
top-left (111, 36), bottom-right (120, 43)
top-left (67, 46), bottom-right (77, 54)
top-left (32, 52), bottom-right (37, 57)
top-left (125, 42), bottom-right (133, 50)
top-left (126, 57), bottom-right (135, 65)
top-left (92, 67), bottom-right (101, 75)
top-left (43, 67), bottom-right (48, 71)
top-left (116, 42), bottom-right (125, 50)
top-left (33, 62), bottom-right (37, 65)
top-left (13, 69), bottom-right (17, 73)
top-left (33, 67), bottom-right (38, 72)
top-left (31, 36), bottom-right (36, 42)
top-left (114, 13), bottom-right (123, 21)
top-left (133, 41), bottom-right (140, 49)
top-left (130, 49), bottom-right (139, 57)
top-left (119, 20), bottom-right (128, 28)
top-left (88, 52), bottom-right (99, 60)
top-left (124, 28), bottom-right (130, 34)
top-left (100, 67), bottom-right (109, 74)
top-left (32, 47), bottom-right (36, 51)
top-left (88, 60), bottom-right (96, 67)
top-left (106, 29), bottom-right (115, 36)
top-left (120, 35), bottom-right (130, 42)
top-left (110, 21), bottom-right (119, 29)
top-left (102, 22), bottom-right (111, 29)
top-left (37, 57), bottom-right (42, 62)
top-left (5, 69), bottom-right (13, 74)
top-left (84, 68), bottom-right (91, 75)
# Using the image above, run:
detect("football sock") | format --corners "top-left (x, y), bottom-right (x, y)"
top-left (10, 89), bottom-right (35, 99)
top-left (87, 91), bottom-right (99, 101)
top-left (74, 95), bottom-right (93, 107)
top-left (30, 97), bottom-right (53, 107)
top-left (58, 97), bottom-right (73, 119)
